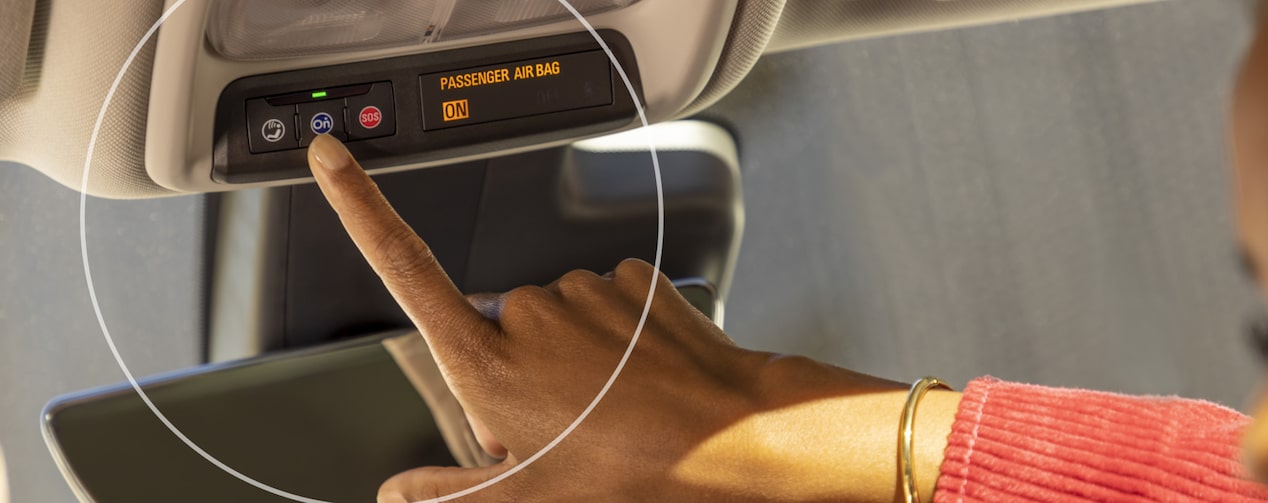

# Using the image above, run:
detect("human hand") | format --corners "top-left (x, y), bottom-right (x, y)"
top-left (305, 134), bottom-right (958, 503)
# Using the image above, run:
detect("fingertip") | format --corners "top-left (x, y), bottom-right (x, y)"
top-left (309, 134), bottom-right (353, 172)
top-left (376, 493), bottom-right (408, 503)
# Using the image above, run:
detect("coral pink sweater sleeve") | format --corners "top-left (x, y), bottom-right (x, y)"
top-left (932, 377), bottom-right (1268, 502)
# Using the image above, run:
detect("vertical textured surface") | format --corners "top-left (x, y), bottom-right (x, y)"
top-left (702, 0), bottom-right (1266, 406)
top-left (0, 166), bottom-right (203, 502)
top-left (0, 0), bottom-right (35, 99)
top-left (0, 0), bottom-right (168, 198)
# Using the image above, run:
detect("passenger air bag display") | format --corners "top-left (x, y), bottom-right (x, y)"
top-left (419, 51), bottom-right (612, 131)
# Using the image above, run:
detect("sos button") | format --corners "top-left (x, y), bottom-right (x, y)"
top-left (359, 106), bottom-right (383, 129)
top-left (347, 82), bottom-right (396, 141)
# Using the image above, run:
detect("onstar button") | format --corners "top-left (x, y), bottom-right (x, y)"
top-left (298, 101), bottom-right (347, 146)
top-left (310, 112), bottom-right (334, 135)
top-left (359, 106), bottom-right (382, 129)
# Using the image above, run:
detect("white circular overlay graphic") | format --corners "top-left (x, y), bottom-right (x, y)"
top-left (76, 1), bottom-right (663, 502)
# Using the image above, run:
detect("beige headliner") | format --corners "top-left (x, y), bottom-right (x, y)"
top-left (0, 0), bottom-right (167, 198)
top-left (0, 0), bottom-right (1162, 199)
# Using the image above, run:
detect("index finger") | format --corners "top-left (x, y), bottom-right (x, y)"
top-left (306, 134), bottom-right (495, 343)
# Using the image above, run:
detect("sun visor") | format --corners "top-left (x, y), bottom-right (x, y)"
top-left (764, 0), bottom-right (1160, 53)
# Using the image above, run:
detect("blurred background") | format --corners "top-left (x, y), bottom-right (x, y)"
top-left (2, 1), bottom-right (1263, 500)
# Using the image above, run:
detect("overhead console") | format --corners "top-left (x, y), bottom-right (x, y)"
top-left (133, 0), bottom-right (739, 195)
top-left (214, 32), bottom-right (639, 183)
top-left (1, 0), bottom-right (1161, 198)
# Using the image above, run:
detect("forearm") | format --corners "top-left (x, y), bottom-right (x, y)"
top-left (685, 389), bottom-right (959, 503)
top-left (692, 366), bottom-right (1268, 503)
top-left (657, 347), bottom-right (1268, 502)
top-left (671, 356), bottom-right (961, 503)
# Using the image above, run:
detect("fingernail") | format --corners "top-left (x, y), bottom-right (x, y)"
top-left (310, 134), bottom-right (351, 171)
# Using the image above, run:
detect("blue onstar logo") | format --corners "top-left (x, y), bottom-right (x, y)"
top-left (310, 112), bottom-right (334, 135)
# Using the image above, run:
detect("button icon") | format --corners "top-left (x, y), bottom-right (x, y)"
top-left (310, 112), bottom-right (334, 135)
top-left (261, 118), bottom-right (287, 143)
top-left (359, 106), bottom-right (383, 130)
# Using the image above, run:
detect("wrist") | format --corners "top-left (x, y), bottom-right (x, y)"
top-left (909, 388), bottom-right (960, 503)
top-left (751, 358), bottom-right (961, 502)
top-left (671, 354), bottom-right (961, 502)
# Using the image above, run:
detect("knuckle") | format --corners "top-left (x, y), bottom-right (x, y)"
top-left (500, 285), bottom-right (553, 317)
top-left (613, 258), bottom-right (667, 295)
top-left (614, 258), bottom-right (653, 278)
top-left (556, 269), bottom-right (601, 293)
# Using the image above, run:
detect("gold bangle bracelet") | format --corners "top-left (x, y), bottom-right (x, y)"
top-left (899, 376), bottom-right (952, 503)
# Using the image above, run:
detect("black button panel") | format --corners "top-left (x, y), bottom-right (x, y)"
top-left (245, 81), bottom-right (394, 154)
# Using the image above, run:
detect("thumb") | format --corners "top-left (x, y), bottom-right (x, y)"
top-left (377, 461), bottom-right (517, 503)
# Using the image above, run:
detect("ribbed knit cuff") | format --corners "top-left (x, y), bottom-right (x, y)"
top-left (933, 377), bottom-right (1268, 502)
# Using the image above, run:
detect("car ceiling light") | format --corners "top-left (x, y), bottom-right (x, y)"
top-left (206, 0), bottom-right (640, 60)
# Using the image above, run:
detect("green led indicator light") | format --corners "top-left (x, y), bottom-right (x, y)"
top-left (311, 91), bottom-right (328, 99)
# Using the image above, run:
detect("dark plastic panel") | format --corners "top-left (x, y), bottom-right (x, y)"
top-left (284, 162), bottom-right (488, 345)
top-left (277, 145), bottom-right (739, 348)
top-left (44, 286), bottom-right (717, 503)
top-left (463, 147), bottom-right (740, 292)
top-left (213, 31), bottom-right (641, 184)
top-left (43, 335), bottom-right (453, 503)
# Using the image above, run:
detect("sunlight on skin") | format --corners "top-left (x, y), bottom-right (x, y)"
top-left (0, 441), bottom-right (8, 503)
top-left (1235, 6), bottom-right (1268, 482)
top-left (1235, 9), bottom-right (1268, 289)
top-left (670, 390), bottom-right (960, 503)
